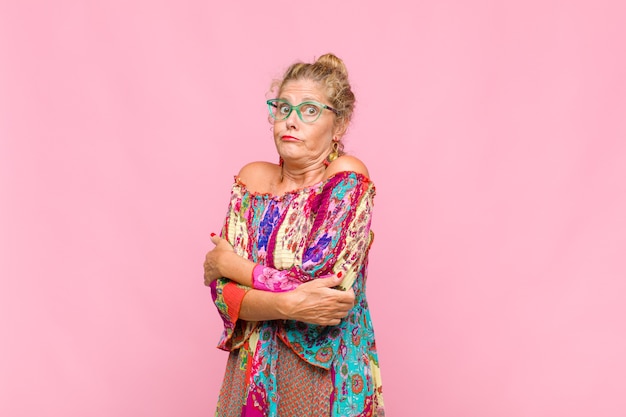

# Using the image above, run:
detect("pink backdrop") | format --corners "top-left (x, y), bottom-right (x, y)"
top-left (1, 1), bottom-right (625, 416)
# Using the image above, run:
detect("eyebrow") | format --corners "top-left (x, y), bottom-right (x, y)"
top-left (278, 95), bottom-right (323, 103)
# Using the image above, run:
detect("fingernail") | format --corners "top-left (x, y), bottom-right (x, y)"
top-left (210, 232), bottom-right (216, 237)
top-left (337, 271), bottom-right (343, 278)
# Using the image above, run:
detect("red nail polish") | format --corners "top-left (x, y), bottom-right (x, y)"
top-left (210, 232), bottom-right (216, 237)
top-left (337, 271), bottom-right (343, 278)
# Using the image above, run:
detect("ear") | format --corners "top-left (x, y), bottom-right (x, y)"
top-left (333, 119), bottom-right (348, 139)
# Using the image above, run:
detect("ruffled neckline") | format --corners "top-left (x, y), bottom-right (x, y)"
top-left (233, 171), bottom-right (372, 200)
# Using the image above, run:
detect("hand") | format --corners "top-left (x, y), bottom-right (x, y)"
top-left (284, 274), bottom-right (356, 326)
top-left (203, 234), bottom-right (234, 286)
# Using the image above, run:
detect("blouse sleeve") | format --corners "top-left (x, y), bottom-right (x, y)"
top-left (209, 185), bottom-right (257, 351)
top-left (209, 278), bottom-right (254, 351)
top-left (251, 171), bottom-right (375, 293)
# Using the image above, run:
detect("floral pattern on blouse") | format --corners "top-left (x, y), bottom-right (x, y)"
top-left (252, 264), bottom-right (302, 292)
top-left (210, 171), bottom-right (384, 416)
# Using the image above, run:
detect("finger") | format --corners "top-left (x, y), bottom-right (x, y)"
top-left (316, 272), bottom-right (344, 287)
top-left (344, 288), bottom-right (356, 308)
top-left (335, 292), bottom-right (356, 309)
top-left (209, 233), bottom-right (221, 245)
top-left (216, 239), bottom-right (234, 251)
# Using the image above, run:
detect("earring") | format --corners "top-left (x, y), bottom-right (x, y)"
top-left (279, 156), bottom-right (284, 166)
top-left (326, 141), bottom-right (340, 165)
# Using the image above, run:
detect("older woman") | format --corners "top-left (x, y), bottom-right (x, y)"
top-left (203, 53), bottom-right (384, 417)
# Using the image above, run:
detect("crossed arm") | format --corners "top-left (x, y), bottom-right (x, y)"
top-left (203, 234), bottom-right (354, 326)
top-left (205, 160), bottom-right (372, 331)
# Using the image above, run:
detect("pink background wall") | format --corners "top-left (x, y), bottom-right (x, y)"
top-left (1, 1), bottom-right (625, 416)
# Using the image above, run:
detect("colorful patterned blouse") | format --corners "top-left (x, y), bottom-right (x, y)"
top-left (210, 171), bottom-right (384, 416)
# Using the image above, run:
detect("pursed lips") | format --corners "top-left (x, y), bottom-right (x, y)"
top-left (281, 135), bottom-right (301, 142)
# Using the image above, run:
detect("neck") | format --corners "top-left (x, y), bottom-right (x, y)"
top-left (279, 161), bottom-right (327, 189)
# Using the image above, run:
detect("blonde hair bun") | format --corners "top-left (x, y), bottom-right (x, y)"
top-left (315, 53), bottom-right (349, 78)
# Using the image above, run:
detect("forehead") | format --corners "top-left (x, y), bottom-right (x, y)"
top-left (279, 79), bottom-right (327, 102)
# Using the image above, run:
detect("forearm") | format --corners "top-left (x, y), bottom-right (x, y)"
top-left (238, 289), bottom-right (288, 321)
top-left (216, 251), bottom-right (256, 287)
top-left (239, 275), bottom-right (353, 325)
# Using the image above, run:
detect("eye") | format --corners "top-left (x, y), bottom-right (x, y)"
top-left (302, 104), bottom-right (320, 116)
top-left (278, 103), bottom-right (291, 115)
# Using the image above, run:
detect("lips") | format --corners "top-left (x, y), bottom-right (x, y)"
top-left (281, 135), bottom-right (300, 142)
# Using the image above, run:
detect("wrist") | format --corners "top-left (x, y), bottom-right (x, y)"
top-left (218, 251), bottom-right (238, 279)
top-left (215, 250), bottom-right (226, 277)
top-left (275, 291), bottom-right (292, 320)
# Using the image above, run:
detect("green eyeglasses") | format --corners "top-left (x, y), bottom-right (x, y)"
top-left (266, 99), bottom-right (339, 123)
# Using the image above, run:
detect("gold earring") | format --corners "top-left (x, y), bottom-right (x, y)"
top-left (327, 141), bottom-right (340, 164)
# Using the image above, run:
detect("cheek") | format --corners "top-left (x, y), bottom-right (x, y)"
top-left (272, 122), bottom-right (281, 139)
top-left (319, 125), bottom-right (335, 142)
top-left (309, 133), bottom-right (332, 150)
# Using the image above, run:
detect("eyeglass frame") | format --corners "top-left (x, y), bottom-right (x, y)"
top-left (266, 99), bottom-right (339, 124)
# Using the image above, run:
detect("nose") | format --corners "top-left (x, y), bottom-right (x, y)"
top-left (284, 107), bottom-right (300, 129)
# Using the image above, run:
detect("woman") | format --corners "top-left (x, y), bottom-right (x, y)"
top-left (204, 53), bottom-right (384, 417)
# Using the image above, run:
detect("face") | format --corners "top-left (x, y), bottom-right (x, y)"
top-left (273, 79), bottom-right (342, 166)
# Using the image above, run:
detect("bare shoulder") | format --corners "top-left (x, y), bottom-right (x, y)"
top-left (324, 155), bottom-right (370, 180)
top-left (237, 161), bottom-right (280, 192)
